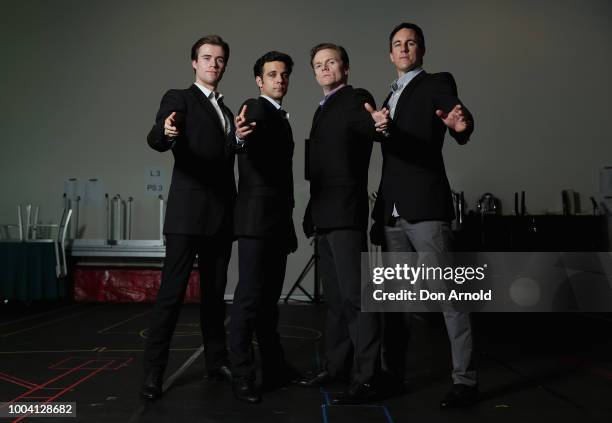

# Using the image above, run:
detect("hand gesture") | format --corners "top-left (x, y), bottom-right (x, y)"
top-left (234, 105), bottom-right (256, 139)
top-left (164, 112), bottom-right (179, 138)
top-left (435, 104), bottom-right (471, 133)
top-left (365, 103), bottom-right (390, 133)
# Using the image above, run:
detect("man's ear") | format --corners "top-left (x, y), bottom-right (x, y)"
top-left (256, 75), bottom-right (263, 88)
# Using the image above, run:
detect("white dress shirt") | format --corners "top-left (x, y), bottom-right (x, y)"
top-left (194, 82), bottom-right (230, 133)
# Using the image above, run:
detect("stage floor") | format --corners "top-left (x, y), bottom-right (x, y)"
top-left (0, 302), bottom-right (611, 422)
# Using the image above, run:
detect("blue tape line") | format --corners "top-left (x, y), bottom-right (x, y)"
top-left (320, 388), bottom-right (331, 406)
top-left (321, 404), bottom-right (329, 423)
top-left (383, 406), bottom-right (395, 423)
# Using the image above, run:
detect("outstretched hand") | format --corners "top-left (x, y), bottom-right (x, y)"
top-left (235, 105), bottom-right (256, 139)
top-left (365, 103), bottom-right (390, 133)
top-left (435, 104), bottom-right (471, 133)
top-left (164, 112), bottom-right (179, 138)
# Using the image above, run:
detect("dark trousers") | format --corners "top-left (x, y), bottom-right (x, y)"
top-left (229, 237), bottom-right (288, 380)
top-left (317, 229), bottom-right (380, 384)
top-left (383, 218), bottom-right (477, 386)
top-left (143, 233), bottom-right (232, 375)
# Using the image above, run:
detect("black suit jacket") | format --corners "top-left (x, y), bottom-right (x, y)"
top-left (304, 85), bottom-right (376, 232)
top-left (147, 84), bottom-right (236, 236)
top-left (230, 97), bottom-right (296, 250)
top-left (372, 72), bottom-right (473, 225)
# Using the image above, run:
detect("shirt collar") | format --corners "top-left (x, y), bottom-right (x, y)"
top-left (194, 82), bottom-right (223, 101)
top-left (320, 83), bottom-right (346, 106)
top-left (390, 67), bottom-right (423, 92)
top-left (260, 95), bottom-right (282, 110)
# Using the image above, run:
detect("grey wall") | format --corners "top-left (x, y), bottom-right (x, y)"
top-left (1, 0), bottom-right (611, 293)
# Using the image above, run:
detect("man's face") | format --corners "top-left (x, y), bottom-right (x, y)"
top-left (192, 44), bottom-right (226, 89)
top-left (256, 61), bottom-right (290, 101)
top-left (390, 28), bottom-right (425, 74)
top-left (312, 48), bottom-right (348, 90)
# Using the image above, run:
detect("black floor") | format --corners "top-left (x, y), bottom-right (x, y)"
top-left (0, 301), bottom-right (611, 422)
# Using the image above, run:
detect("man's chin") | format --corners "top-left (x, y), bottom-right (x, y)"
top-left (203, 76), bottom-right (222, 86)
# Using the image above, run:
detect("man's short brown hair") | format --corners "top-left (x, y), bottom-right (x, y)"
top-left (190, 35), bottom-right (230, 63)
top-left (309, 43), bottom-right (349, 68)
top-left (389, 23), bottom-right (425, 52)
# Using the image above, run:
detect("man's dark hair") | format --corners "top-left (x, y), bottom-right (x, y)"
top-left (253, 51), bottom-right (294, 78)
top-left (190, 35), bottom-right (230, 63)
top-left (389, 23), bottom-right (426, 51)
top-left (309, 43), bottom-right (349, 68)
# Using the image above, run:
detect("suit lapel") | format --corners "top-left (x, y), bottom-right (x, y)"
top-left (260, 96), bottom-right (281, 123)
top-left (310, 85), bottom-right (351, 137)
top-left (219, 98), bottom-right (234, 133)
top-left (309, 106), bottom-right (322, 138)
top-left (282, 113), bottom-right (294, 146)
top-left (382, 92), bottom-right (392, 109)
top-left (260, 97), bottom-right (294, 145)
top-left (285, 118), bottom-right (294, 144)
top-left (393, 71), bottom-right (427, 119)
top-left (189, 84), bottom-right (226, 137)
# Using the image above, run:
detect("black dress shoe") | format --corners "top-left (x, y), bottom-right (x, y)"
top-left (207, 365), bottom-right (232, 383)
top-left (331, 382), bottom-right (378, 405)
top-left (297, 370), bottom-right (333, 388)
top-left (140, 369), bottom-right (164, 400)
top-left (232, 377), bottom-right (262, 404)
top-left (440, 384), bottom-right (478, 409)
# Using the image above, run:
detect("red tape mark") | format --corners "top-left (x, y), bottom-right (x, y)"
top-left (0, 371), bottom-right (38, 389)
top-left (2, 359), bottom-right (96, 407)
top-left (2, 355), bottom-right (133, 422)
top-left (11, 361), bottom-right (116, 423)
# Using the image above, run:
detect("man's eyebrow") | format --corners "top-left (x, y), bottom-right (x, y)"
top-left (393, 39), bottom-right (417, 45)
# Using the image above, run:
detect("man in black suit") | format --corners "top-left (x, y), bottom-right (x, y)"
top-left (371, 23), bottom-right (477, 408)
top-left (141, 35), bottom-right (236, 400)
top-left (300, 43), bottom-right (389, 405)
top-left (228, 51), bottom-right (299, 404)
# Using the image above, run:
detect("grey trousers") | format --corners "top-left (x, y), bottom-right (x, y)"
top-left (383, 218), bottom-right (477, 386)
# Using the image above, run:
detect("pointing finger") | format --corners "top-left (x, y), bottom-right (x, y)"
top-left (364, 103), bottom-right (375, 114)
